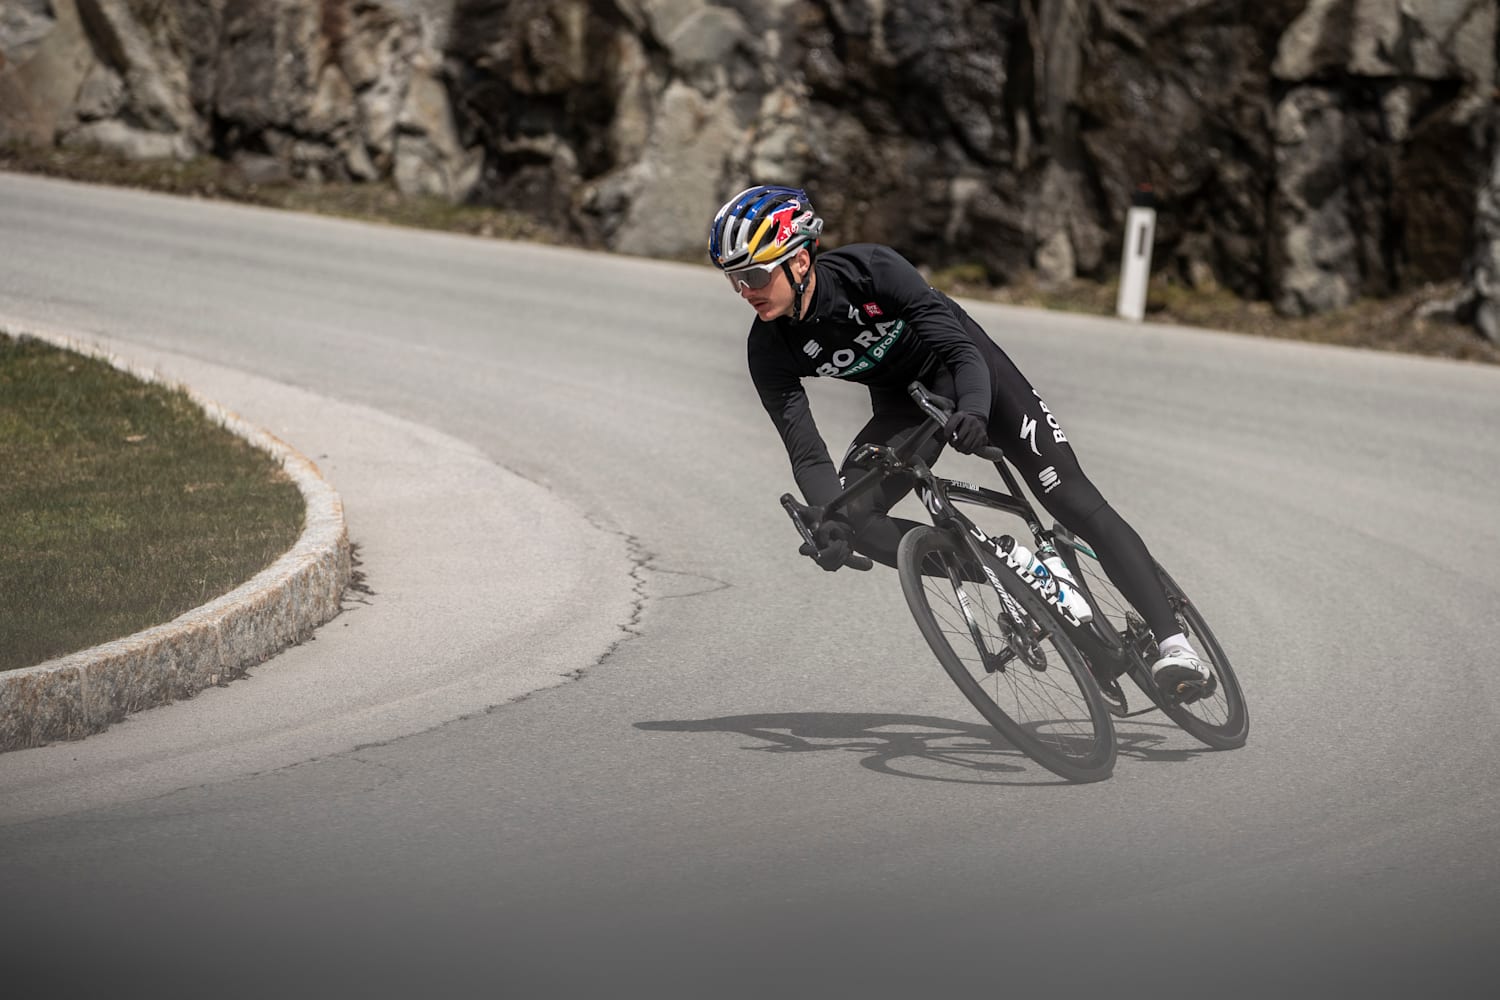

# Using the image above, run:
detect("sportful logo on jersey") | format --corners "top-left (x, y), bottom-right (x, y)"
top-left (803, 340), bottom-right (822, 358)
top-left (1039, 466), bottom-right (1061, 493)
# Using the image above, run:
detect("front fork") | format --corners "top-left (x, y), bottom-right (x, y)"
top-left (941, 559), bottom-right (1008, 673)
top-left (938, 525), bottom-right (1047, 674)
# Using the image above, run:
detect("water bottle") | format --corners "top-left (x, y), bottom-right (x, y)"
top-left (1036, 542), bottom-right (1093, 623)
top-left (995, 534), bottom-right (1027, 571)
top-left (996, 535), bottom-right (1056, 599)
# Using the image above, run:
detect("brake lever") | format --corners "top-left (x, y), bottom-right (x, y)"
top-left (779, 494), bottom-right (874, 572)
top-left (908, 381), bottom-right (951, 425)
top-left (909, 381), bottom-right (1003, 460)
top-left (780, 494), bottom-right (821, 548)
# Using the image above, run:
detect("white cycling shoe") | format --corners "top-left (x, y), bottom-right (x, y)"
top-left (1151, 646), bottom-right (1215, 703)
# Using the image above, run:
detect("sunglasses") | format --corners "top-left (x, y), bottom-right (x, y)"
top-left (724, 261), bottom-right (781, 291)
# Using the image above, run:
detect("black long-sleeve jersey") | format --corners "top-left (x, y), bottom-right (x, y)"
top-left (747, 243), bottom-right (1003, 507)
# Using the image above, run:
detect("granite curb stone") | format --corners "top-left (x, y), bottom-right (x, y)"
top-left (0, 323), bottom-right (351, 751)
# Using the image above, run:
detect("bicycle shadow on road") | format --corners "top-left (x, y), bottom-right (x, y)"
top-left (639, 707), bottom-right (1212, 785)
top-left (636, 712), bottom-right (1209, 786)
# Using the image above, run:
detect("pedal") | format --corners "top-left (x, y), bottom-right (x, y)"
top-left (1165, 674), bottom-right (1217, 706)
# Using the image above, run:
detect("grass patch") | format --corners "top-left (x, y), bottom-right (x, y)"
top-left (0, 333), bottom-right (305, 671)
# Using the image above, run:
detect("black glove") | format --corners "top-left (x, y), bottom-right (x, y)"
top-left (944, 411), bottom-right (989, 454)
top-left (798, 516), bottom-right (854, 571)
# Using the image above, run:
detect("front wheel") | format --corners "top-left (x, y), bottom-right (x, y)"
top-left (897, 526), bottom-right (1116, 782)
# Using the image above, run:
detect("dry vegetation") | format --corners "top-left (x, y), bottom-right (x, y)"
top-left (0, 142), bottom-right (556, 242)
top-left (5, 141), bottom-right (1496, 366)
top-left (931, 267), bottom-right (1500, 366)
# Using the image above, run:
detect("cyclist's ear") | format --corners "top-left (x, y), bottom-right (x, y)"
top-left (793, 247), bottom-right (812, 280)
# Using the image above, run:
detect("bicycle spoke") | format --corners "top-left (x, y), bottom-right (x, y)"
top-left (899, 526), bottom-right (1115, 781)
top-left (921, 556), bottom-right (1098, 756)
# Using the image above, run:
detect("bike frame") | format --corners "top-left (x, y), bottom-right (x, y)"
top-left (912, 461), bottom-right (1148, 682)
top-left (780, 382), bottom-right (1139, 679)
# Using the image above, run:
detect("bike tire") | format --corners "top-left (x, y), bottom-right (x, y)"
top-left (1055, 532), bottom-right (1248, 750)
top-left (1144, 566), bottom-right (1249, 748)
top-left (897, 525), bottom-right (1116, 782)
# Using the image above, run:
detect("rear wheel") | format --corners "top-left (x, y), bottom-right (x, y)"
top-left (1055, 530), bottom-right (1248, 750)
top-left (1146, 567), bottom-right (1249, 748)
top-left (897, 526), bottom-right (1116, 782)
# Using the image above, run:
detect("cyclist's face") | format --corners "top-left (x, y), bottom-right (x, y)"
top-left (733, 249), bottom-right (811, 321)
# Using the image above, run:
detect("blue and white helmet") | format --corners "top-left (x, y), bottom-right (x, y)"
top-left (708, 185), bottom-right (824, 271)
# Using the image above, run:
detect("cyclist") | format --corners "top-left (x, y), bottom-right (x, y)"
top-left (710, 183), bottom-right (1212, 697)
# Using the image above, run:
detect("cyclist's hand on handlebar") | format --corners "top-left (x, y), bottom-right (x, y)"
top-left (944, 411), bottom-right (989, 454)
top-left (798, 515), bottom-right (854, 571)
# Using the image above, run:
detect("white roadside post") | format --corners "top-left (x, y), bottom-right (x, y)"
top-left (1116, 184), bottom-right (1157, 322)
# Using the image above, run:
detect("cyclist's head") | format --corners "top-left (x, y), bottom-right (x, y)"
top-left (708, 185), bottom-right (824, 292)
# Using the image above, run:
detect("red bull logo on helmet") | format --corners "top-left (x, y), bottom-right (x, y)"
top-left (770, 202), bottom-right (799, 246)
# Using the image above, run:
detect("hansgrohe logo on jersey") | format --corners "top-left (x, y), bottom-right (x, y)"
top-left (813, 319), bottom-right (906, 378)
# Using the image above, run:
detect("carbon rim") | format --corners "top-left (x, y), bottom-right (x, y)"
top-left (900, 528), bottom-right (1115, 779)
top-left (1058, 539), bottom-right (1247, 748)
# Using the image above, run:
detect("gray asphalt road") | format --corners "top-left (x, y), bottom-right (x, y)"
top-left (3, 173), bottom-right (1499, 997)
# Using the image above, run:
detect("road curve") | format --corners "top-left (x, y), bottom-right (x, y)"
top-left (2, 172), bottom-right (1498, 997)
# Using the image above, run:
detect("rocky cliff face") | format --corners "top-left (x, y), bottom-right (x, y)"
top-left (3, 0), bottom-right (1496, 341)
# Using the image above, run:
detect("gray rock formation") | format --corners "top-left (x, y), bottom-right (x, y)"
top-left (0, 0), bottom-right (93, 147)
top-left (2, 0), bottom-right (1497, 341)
top-left (1269, 0), bottom-right (1496, 318)
top-left (1, 0), bottom-right (481, 198)
top-left (1474, 123), bottom-right (1500, 342)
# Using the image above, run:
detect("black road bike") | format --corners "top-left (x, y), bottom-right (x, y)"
top-left (782, 382), bottom-right (1248, 782)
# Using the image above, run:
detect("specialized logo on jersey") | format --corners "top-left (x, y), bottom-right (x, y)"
top-left (1018, 390), bottom-right (1068, 455)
